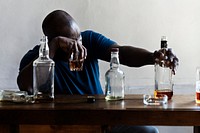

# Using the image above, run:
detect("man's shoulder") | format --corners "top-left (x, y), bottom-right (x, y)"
top-left (81, 30), bottom-right (94, 36)
top-left (81, 30), bottom-right (106, 42)
top-left (19, 45), bottom-right (40, 71)
top-left (26, 45), bottom-right (40, 56)
top-left (81, 30), bottom-right (102, 36)
top-left (81, 30), bottom-right (93, 34)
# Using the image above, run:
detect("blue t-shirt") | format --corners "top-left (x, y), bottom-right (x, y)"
top-left (19, 30), bottom-right (116, 95)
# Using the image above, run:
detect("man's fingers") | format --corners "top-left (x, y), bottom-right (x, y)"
top-left (154, 48), bottom-right (179, 75)
top-left (72, 41), bottom-right (79, 60)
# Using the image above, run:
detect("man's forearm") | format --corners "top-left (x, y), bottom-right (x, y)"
top-left (119, 46), bottom-right (155, 67)
top-left (17, 62), bottom-right (33, 94)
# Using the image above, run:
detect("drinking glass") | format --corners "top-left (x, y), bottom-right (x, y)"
top-left (69, 52), bottom-right (84, 71)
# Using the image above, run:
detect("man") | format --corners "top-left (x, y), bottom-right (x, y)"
top-left (17, 10), bottom-right (178, 133)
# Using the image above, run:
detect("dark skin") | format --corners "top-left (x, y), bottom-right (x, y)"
top-left (17, 10), bottom-right (178, 94)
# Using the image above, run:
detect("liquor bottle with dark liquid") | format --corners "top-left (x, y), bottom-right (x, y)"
top-left (105, 48), bottom-right (125, 101)
top-left (154, 36), bottom-right (173, 100)
top-left (195, 67), bottom-right (200, 104)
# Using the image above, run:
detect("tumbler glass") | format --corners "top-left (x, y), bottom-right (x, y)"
top-left (69, 52), bottom-right (84, 71)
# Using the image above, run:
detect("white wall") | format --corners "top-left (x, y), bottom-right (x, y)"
top-left (1, 0), bottom-right (200, 90)
top-left (0, 0), bottom-right (199, 132)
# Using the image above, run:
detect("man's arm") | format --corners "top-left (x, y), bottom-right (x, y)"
top-left (118, 45), bottom-right (154, 67)
top-left (102, 44), bottom-right (154, 67)
top-left (103, 44), bottom-right (178, 74)
top-left (17, 60), bottom-right (34, 94)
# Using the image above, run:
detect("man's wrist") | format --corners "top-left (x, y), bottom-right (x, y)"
top-left (49, 37), bottom-right (59, 59)
top-left (147, 52), bottom-right (156, 65)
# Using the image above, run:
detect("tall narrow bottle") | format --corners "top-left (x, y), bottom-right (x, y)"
top-left (154, 36), bottom-right (173, 100)
top-left (33, 36), bottom-right (55, 101)
top-left (195, 67), bottom-right (200, 104)
top-left (105, 48), bottom-right (125, 101)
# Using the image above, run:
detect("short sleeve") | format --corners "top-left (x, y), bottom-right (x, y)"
top-left (81, 30), bottom-right (116, 59)
top-left (19, 45), bottom-right (40, 71)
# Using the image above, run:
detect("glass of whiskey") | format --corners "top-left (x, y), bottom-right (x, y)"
top-left (69, 52), bottom-right (84, 71)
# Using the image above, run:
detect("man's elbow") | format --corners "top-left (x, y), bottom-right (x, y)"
top-left (17, 74), bottom-right (33, 94)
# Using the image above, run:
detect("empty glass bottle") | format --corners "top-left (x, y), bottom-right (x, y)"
top-left (154, 36), bottom-right (173, 100)
top-left (105, 48), bottom-right (125, 101)
top-left (33, 36), bottom-right (55, 101)
top-left (0, 90), bottom-right (35, 103)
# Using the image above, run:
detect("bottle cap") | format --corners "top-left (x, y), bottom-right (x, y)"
top-left (161, 36), bottom-right (167, 48)
top-left (111, 48), bottom-right (119, 52)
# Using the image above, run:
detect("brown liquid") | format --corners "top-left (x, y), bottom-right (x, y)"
top-left (69, 59), bottom-right (84, 71)
top-left (196, 92), bottom-right (200, 104)
top-left (154, 89), bottom-right (173, 100)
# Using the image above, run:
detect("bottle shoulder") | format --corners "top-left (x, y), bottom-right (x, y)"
top-left (105, 68), bottom-right (124, 76)
top-left (33, 57), bottom-right (55, 66)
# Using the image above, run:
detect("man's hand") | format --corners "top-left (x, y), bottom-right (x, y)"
top-left (154, 48), bottom-right (179, 75)
top-left (48, 36), bottom-right (87, 61)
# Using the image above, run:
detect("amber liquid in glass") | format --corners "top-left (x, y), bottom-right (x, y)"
top-left (69, 59), bottom-right (84, 71)
top-left (154, 89), bottom-right (173, 100)
top-left (196, 92), bottom-right (200, 104)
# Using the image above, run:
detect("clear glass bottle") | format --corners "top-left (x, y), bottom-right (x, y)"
top-left (0, 90), bottom-right (35, 103)
top-left (154, 36), bottom-right (173, 100)
top-left (33, 36), bottom-right (55, 101)
top-left (105, 48), bottom-right (125, 101)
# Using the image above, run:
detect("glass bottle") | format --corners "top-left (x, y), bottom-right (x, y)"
top-left (105, 48), bottom-right (125, 101)
top-left (195, 67), bottom-right (200, 104)
top-left (0, 90), bottom-right (35, 103)
top-left (33, 36), bottom-right (55, 101)
top-left (154, 36), bottom-right (173, 100)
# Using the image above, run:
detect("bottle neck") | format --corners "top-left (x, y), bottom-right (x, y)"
top-left (39, 36), bottom-right (50, 60)
top-left (110, 51), bottom-right (120, 69)
top-left (159, 36), bottom-right (168, 67)
top-left (161, 41), bottom-right (167, 49)
top-left (161, 36), bottom-right (167, 48)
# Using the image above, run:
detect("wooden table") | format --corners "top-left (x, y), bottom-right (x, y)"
top-left (0, 94), bottom-right (200, 133)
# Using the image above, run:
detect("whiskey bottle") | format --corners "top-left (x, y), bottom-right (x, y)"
top-left (154, 36), bottom-right (173, 100)
top-left (105, 48), bottom-right (125, 101)
top-left (33, 36), bottom-right (55, 101)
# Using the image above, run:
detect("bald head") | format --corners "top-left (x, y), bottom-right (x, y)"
top-left (42, 10), bottom-right (80, 41)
